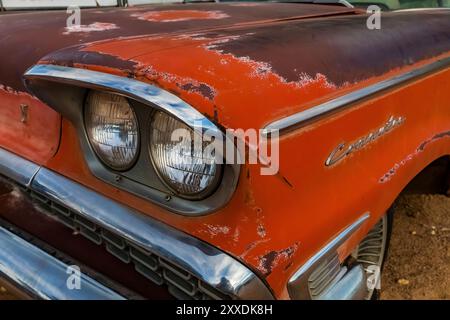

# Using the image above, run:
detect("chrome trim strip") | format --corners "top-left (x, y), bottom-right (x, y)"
top-left (23, 64), bottom-right (221, 137)
top-left (318, 265), bottom-right (367, 300)
top-left (0, 147), bottom-right (273, 300)
top-left (263, 57), bottom-right (450, 135)
top-left (31, 168), bottom-right (273, 299)
top-left (0, 148), bottom-right (40, 186)
top-left (0, 226), bottom-right (124, 300)
top-left (288, 213), bottom-right (370, 299)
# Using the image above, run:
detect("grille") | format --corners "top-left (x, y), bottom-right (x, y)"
top-left (25, 187), bottom-right (229, 300)
top-left (307, 253), bottom-right (346, 299)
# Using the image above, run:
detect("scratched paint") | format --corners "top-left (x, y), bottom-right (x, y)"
top-left (379, 130), bottom-right (450, 183)
top-left (202, 224), bottom-right (230, 237)
top-left (63, 22), bottom-right (119, 34)
top-left (257, 242), bottom-right (300, 276)
top-left (131, 10), bottom-right (230, 22)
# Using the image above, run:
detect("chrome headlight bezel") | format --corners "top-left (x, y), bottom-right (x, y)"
top-left (23, 64), bottom-right (240, 216)
top-left (148, 110), bottom-right (223, 200)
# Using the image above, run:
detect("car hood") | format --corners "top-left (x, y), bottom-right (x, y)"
top-left (0, 2), bottom-right (357, 91)
top-left (35, 6), bottom-right (450, 131)
top-left (3, 4), bottom-right (450, 131)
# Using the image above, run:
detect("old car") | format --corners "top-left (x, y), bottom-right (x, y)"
top-left (0, 0), bottom-right (449, 300)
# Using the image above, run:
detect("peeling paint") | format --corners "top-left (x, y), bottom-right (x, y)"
top-left (135, 65), bottom-right (217, 101)
top-left (178, 82), bottom-right (216, 101)
top-left (131, 10), bottom-right (230, 23)
top-left (257, 223), bottom-right (266, 238)
top-left (239, 238), bottom-right (271, 259)
top-left (379, 130), bottom-right (450, 183)
top-left (77, 32), bottom-right (351, 133)
top-left (203, 224), bottom-right (230, 237)
top-left (232, 228), bottom-right (240, 243)
top-left (257, 242), bottom-right (300, 276)
top-left (63, 22), bottom-right (119, 35)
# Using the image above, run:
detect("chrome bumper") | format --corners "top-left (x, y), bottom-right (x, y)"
top-left (0, 226), bottom-right (124, 300)
top-left (0, 147), bottom-right (273, 300)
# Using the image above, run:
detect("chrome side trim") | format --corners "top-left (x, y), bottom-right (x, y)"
top-left (263, 57), bottom-right (450, 135)
top-left (0, 147), bottom-right (273, 300)
top-left (318, 265), bottom-right (367, 300)
top-left (23, 64), bottom-right (221, 137)
top-left (0, 226), bottom-right (124, 300)
top-left (0, 148), bottom-right (40, 186)
top-left (288, 213), bottom-right (370, 299)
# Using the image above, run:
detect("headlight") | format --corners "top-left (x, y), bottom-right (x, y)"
top-left (149, 111), bottom-right (220, 197)
top-left (84, 90), bottom-right (139, 171)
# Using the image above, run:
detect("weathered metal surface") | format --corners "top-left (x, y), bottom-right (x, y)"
top-left (0, 3), bottom-right (357, 91)
top-left (0, 3), bottom-right (358, 164)
top-left (1, 3), bottom-right (450, 299)
top-left (38, 9), bottom-right (450, 132)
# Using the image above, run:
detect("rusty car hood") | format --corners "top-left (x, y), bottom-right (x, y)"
top-left (33, 6), bottom-right (450, 131)
top-left (0, 2), bottom-right (357, 91)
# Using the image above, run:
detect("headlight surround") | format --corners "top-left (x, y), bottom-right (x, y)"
top-left (149, 110), bottom-right (221, 198)
top-left (84, 90), bottom-right (139, 171)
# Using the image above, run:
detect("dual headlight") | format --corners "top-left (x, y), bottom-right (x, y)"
top-left (84, 90), bottom-right (219, 198)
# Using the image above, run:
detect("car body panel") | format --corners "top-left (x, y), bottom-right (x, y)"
top-left (1, 3), bottom-right (449, 299)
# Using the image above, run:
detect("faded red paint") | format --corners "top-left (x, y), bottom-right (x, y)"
top-left (0, 85), bottom-right (60, 164)
top-left (79, 33), bottom-right (340, 133)
top-left (2, 4), bottom-right (450, 299)
top-left (131, 10), bottom-right (230, 22)
top-left (42, 65), bottom-right (450, 299)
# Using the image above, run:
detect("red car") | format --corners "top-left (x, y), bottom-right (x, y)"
top-left (0, 0), bottom-right (449, 300)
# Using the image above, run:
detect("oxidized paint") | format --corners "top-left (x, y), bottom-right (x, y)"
top-left (1, 3), bottom-right (450, 299)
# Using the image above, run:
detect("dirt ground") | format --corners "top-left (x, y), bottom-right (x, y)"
top-left (1, 193), bottom-right (448, 300)
top-left (381, 194), bottom-right (450, 300)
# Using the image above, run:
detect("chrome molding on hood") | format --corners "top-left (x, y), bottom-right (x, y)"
top-left (0, 147), bottom-right (273, 300)
top-left (263, 56), bottom-right (450, 135)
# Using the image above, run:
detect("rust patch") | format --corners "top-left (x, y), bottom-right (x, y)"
top-left (257, 242), bottom-right (300, 277)
top-left (239, 238), bottom-right (271, 259)
top-left (257, 223), bottom-right (267, 238)
top-left (379, 130), bottom-right (450, 183)
top-left (131, 10), bottom-right (230, 23)
top-left (63, 22), bottom-right (119, 34)
top-left (178, 82), bottom-right (216, 100)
